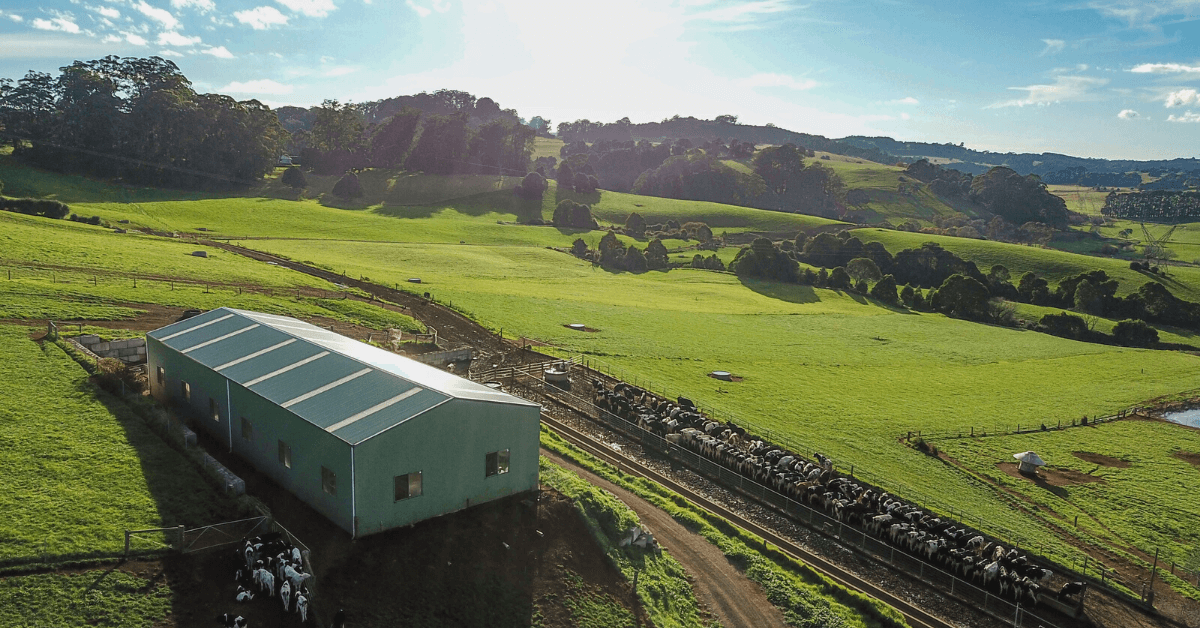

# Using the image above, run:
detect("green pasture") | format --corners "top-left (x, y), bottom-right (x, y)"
top-left (936, 420), bottom-right (1200, 597)
top-left (254, 236), bottom-right (1200, 575)
top-left (1047, 185), bottom-right (1118, 217)
top-left (531, 137), bottom-right (565, 162)
top-left (850, 227), bottom-right (1200, 299)
top-left (0, 325), bottom-right (233, 562)
top-left (0, 570), bottom-right (172, 628)
top-left (814, 155), bottom-right (971, 225)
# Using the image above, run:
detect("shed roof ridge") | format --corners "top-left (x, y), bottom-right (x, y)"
top-left (220, 307), bottom-right (521, 403)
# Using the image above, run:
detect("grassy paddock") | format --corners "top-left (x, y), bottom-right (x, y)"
top-left (541, 428), bottom-right (908, 628)
top-left (0, 570), bottom-right (172, 628)
top-left (0, 325), bottom-right (232, 562)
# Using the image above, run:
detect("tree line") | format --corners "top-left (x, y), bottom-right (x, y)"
top-left (0, 56), bottom-right (284, 189)
top-left (296, 97), bottom-right (536, 177)
top-left (1102, 190), bottom-right (1200, 221)
top-left (905, 160), bottom-right (1070, 228)
top-left (729, 230), bottom-right (1193, 349)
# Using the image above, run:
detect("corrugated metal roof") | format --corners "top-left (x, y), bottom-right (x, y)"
top-left (148, 308), bottom-right (537, 444)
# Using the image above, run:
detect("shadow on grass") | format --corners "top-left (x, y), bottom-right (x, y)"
top-left (73, 378), bottom-right (238, 531)
top-left (373, 190), bottom-right (546, 223)
top-left (737, 277), bottom-right (822, 304)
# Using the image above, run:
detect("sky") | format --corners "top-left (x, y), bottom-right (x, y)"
top-left (1, 0), bottom-right (1199, 160)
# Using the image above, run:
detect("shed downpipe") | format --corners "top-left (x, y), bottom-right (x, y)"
top-left (350, 446), bottom-right (357, 539)
top-left (226, 379), bottom-right (232, 453)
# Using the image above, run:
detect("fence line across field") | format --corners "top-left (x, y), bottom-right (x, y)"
top-left (486, 360), bottom-right (1187, 619)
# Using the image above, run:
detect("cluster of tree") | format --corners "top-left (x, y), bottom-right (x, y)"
top-left (551, 200), bottom-right (597, 229)
top-left (279, 89), bottom-right (522, 134)
top-left (555, 140), bottom-right (673, 192)
top-left (0, 196), bottom-right (70, 219)
top-left (570, 232), bottom-right (671, 273)
top-left (555, 162), bottom-right (600, 194)
top-left (691, 253), bottom-right (725, 270)
top-left (1036, 313), bottom-right (1159, 347)
top-left (1041, 167), bottom-right (1141, 188)
top-left (557, 115), bottom-right (895, 164)
top-left (633, 154), bottom-right (765, 208)
top-left (298, 100), bottom-right (535, 176)
top-left (622, 213), bottom-right (715, 244)
top-left (514, 172), bottom-right (548, 200)
top-left (331, 172), bottom-right (363, 198)
top-left (891, 215), bottom-right (1055, 246)
top-left (1102, 191), bottom-right (1200, 220)
top-left (0, 56), bottom-right (285, 189)
top-left (906, 160), bottom-right (1070, 228)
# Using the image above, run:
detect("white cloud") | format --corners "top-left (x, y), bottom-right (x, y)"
top-left (32, 16), bottom-right (82, 33)
top-left (102, 33), bottom-right (122, 42)
top-left (171, 0), bottom-right (216, 11)
top-left (235, 6), bottom-right (289, 29)
top-left (892, 96), bottom-right (919, 105)
top-left (2, 11), bottom-right (23, 23)
top-left (689, 0), bottom-right (793, 23)
top-left (1087, 0), bottom-right (1200, 25)
top-left (405, 0), bottom-right (449, 17)
top-left (158, 49), bottom-right (184, 57)
top-left (1167, 110), bottom-right (1200, 122)
top-left (125, 32), bottom-right (148, 45)
top-left (987, 75), bottom-right (1109, 108)
top-left (1130, 62), bottom-right (1200, 76)
top-left (1118, 109), bottom-right (1140, 119)
top-left (157, 30), bottom-right (201, 46)
top-left (738, 73), bottom-right (818, 90)
top-left (1041, 39), bottom-right (1065, 55)
top-left (94, 5), bottom-right (121, 19)
top-left (1165, 88), bottom-right (1199, 107)
top-left (275, 0), bottom-right (337, 18)
top-left (221, 78), bottom-right (293, 94)
top-left (135, 1), bottom-right (180, 30)
top-left (202, 45), bottom-right (234, 58)
top-left (323, 65), bottom-right (358, 77)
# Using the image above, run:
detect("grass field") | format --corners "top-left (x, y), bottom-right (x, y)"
top-left (1009, 302), bottom-right (1200, 348)
top-left (532, 137), bottom-right (565, 162)
top-left (0, 325), bottom-right (234, 562)
top-left (812, 153), bottom-right (971, 225)
top-left (936, 420), bottom-right (1200, 595)
top-left (8, 158), bottom-right (1200, 599)
top-left (0, 570), bottom-right (172, 628)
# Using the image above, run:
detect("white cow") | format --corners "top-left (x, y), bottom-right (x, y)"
top-left (295, 593), bottom-right (309, 623)
top-left (280, 580), bottom-right (292, 611)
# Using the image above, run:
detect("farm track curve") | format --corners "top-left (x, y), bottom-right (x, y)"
top-left (539, 413), bottom-right (950, 628)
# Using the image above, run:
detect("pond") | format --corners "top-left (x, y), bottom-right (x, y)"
top-left (1163, 408), bottom-right (1200, 428)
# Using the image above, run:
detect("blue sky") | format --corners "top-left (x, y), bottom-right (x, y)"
top-left (1, 0), bottom-right (1199, 160)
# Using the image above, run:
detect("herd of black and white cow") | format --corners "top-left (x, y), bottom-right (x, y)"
top-left (592, 380), bottom-right (1089, 610)
top-left (217, 533), bottom-right (313, 628)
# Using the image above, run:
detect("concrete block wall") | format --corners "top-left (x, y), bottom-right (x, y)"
top-left (76, 336), bottom-right (147, 364)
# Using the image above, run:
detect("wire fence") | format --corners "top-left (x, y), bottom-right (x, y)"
top-left (1, 262), bottom-right (319, 298)
top-left (506, 369), bottom-right (1085, 628)
top-left (902, 408), bottom-right (1140, 441)
top-left (492, 357), bottom-right (1200, 613)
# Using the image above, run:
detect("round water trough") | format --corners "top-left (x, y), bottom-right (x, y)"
top-left (408, 278), bottom-right (422, 284)
top-left (711, 371), bottom-right (733, 381)
top-left (544, 368), bottom-right (570, 385)
top-left (483, 381), bottom-right (503, 389)
top-left (567, 323), bottom-right (586, 331)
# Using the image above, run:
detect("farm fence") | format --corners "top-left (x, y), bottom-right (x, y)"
top-left (487, 361), bottom-right (1184, 622)
top-left (181, 516), bottom-right (269, 553)
top-left (505, 372), bottom-right (1081, 628)
top-left (901, 408), bottom-right (1141, 442)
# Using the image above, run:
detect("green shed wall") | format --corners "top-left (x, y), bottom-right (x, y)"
top-left (352, 398), bottom-right (540, 537)
top-left (147, 337), bottom-right (356, 534)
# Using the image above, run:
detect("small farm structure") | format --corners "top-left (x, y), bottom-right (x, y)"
top-left (1013, 451), bottom-right (1047, 474)
top-left (146, 308), bottom-right (540, 538)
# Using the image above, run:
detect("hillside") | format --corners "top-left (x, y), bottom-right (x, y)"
top-left (839, 136), bottom-right (1200, 178)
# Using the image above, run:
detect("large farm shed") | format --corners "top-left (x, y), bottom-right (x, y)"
top-left (147, 308), bottom-right (540, 538)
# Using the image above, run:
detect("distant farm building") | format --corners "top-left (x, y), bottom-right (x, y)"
top-left (147, 308), bottom-right (540, 538)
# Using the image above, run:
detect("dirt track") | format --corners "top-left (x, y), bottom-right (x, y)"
top-left (542, 449), bottom-right (788, 628)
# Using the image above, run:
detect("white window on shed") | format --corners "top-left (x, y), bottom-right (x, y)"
top-left (181, 381), bottom-right (191, 401)
top-left (241, 417), bottom-right (253, 441)
top-left (321, 466), bottom-right (337, 496)
top-left (210, 397), bottom-right (219, 422)
top-left (156, 366), bottom-right (165, 386)
top-left (485, 449), bottom-right (510, 477)
top-left (278, 440), bottom-right (291, 468)
top-left (394, 472), bottom-right (422, 501)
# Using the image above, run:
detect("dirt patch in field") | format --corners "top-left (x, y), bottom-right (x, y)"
top-left (996, 462), bottom-right (1106, 486)
top-left (1072, 451), bottom-right (1131, 468)
top-left (1172, 451), bottom-right (1200, 469)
